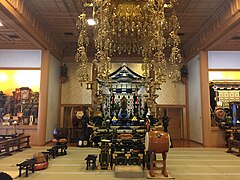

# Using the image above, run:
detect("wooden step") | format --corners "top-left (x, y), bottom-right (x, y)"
top-left (115, 165), bottom-right (144, 178)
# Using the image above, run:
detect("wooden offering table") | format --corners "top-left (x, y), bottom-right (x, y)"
top-left (227, 139), bottom-right (240, 156)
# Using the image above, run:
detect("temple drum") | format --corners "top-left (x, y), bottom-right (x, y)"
top-left (145, 130), bottom-right (170, 153)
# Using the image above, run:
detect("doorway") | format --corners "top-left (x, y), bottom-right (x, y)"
top-left (167, 108), bottom-right (183, 139)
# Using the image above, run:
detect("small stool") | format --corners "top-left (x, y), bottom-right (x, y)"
top-left (85, 154), bottom-right (98, 170)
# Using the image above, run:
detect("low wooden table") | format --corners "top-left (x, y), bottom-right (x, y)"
top-left (227, 139), bottom-right (240, 156)
top-left (47, 146), bottom-right (60, 159)
top-left (57, 142), bottom-right (68, 155)
top-left (16, 159), bottom-right (36, 177)
top-left (41, 151), bottom-right (50, 162)
top-left (85, 154), bottom-right (98, 170)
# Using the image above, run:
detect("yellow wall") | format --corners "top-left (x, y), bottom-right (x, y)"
top-left (0, 70), bottom-right (40, 95)
top-left (209, 71), bottom-right (240, 81)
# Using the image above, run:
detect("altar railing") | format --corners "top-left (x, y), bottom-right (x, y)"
top-left (0, 134), bottom-right (31, 156)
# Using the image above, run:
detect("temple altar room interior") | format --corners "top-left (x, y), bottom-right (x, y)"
top-left (0, 0), bottom-right (240, 180)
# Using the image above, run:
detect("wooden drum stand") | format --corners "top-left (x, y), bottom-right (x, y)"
top-left (145, 125), bottom-right (170, 177)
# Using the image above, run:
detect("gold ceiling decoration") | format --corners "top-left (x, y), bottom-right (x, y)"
top-left (75, 0), bottom-right (182, 86)
top-left (75, 13), bottom-right (89, 85)
top-left (92, 0), bottom-right (112, 83)
top-left (110, 1), bottom-right (146, 55)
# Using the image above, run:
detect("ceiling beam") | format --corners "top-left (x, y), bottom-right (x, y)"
top-left (0, 0), bottom-right (63, 60)
top-left (0, 1), bottom-right (49, 49)
top-left (0, 9), bottom-right (44, 49)
top-left (183, 0), bottom-right (240, 61)
top-left (204, 14), bottom-right (240, 50)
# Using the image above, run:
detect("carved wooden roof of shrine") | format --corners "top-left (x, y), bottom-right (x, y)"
top-left (109, 64), bottom-right (143, 83)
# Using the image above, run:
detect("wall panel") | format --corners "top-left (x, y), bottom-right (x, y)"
top-left (0, 50), bottom-right (41, 68)
top-left (187, 55), bottom-right (203, 143)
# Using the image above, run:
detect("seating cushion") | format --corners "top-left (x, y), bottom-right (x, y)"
top-left (34, 161), bottom-right (49, 171)
top-left (32, 152), bottom-right (46, 163)
top-left (59, 138), bottom-right (67, 143)
top-left (52, 139), bottom-right (58, 143)
top-left (52, 138), bottom-right (67, 143)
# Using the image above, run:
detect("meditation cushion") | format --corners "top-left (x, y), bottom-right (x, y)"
top-left (52, 139), bottom-right (58, 143)
top-left (34, 161), bottom-right (49, 171)
top-left (53, 138), bottom-right (67, 143)
top-left (32, 152), bottom-right (48, 170)
top-left (58, 138), bottom-right (67, 143)
top-left (32, 152), bottom-right (46, 163)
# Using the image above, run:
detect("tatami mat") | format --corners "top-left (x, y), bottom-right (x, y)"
top-left (1, 147), bottom-right (240, 180)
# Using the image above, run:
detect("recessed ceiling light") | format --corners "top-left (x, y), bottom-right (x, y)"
top-left (64, 32), bottom-right (73, 35)
top-left (87, 19), bottom-right (96, 26)
top-left (178, 32), bottom-right (185, 36)
top-left (8, 34), bottom-right (20, 39)
top-left (0, 22), bottom-right (3, 26)
top-left (231, 36), bottom-right (240, 40)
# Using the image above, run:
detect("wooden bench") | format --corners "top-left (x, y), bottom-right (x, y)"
top-left (226, 139), bottom-right (240, 156)
top-left (16, 158), bottom-right (36, 177)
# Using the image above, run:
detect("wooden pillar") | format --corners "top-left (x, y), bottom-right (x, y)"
top-left (37, 50), bottom-right (50, 145)
top-left (57, 72), bottom-right (63, 128)
top-left (57, 80), bottom-right (62, 128)
top-left (183, 78), bottom-right (190, 141)
top-left (199, 51), bottom-right (212, 147)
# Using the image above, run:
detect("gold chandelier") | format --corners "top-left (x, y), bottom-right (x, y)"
top-left (75, 0), bottom-right (182, 86)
